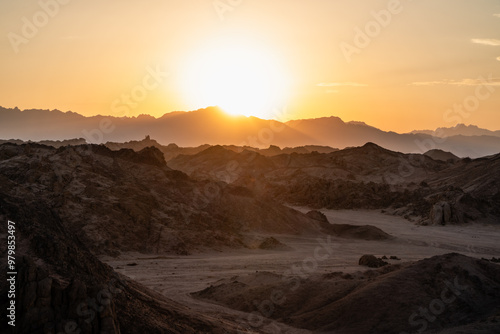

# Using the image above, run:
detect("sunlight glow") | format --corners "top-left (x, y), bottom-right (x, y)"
top-left (180, 41), bottom-right (290, 119)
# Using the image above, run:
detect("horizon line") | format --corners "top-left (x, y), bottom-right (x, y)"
top-left (1, 105), bottom-right (499, 134)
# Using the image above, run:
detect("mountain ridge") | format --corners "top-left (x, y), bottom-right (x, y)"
top-left (410, 123), bottom-right (500, 138)
top-left (168, 142), bottom-right (500, 225)
top-left (1, 106), bottom-right (500, 158)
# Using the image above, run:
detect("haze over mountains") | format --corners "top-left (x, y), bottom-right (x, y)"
top-left (2, 106), bottom-right (500, 158)
top-left (410, 124), bottom-right (500, 138)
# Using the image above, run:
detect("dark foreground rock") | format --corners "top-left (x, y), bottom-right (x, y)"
top-left (0, 196), bottom-right (239, 333)
top-left (193, 253), bottom-right (500, 334)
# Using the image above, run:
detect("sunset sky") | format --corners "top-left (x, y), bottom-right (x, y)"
top-left (1, 0), bottom-right (499, 132)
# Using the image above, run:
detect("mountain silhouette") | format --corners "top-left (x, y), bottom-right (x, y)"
top-left (410, 123), bottom-right (500, 138)
top-left (1, 106), bottom-right (500, 158)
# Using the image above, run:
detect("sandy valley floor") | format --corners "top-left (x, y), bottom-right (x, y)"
top-left (101, 209), bottom-right (500, 333)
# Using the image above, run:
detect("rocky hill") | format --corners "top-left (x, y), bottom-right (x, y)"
top-left (1, 141), bottom-right (498, 333)
top-left (0, 143), bottom-right (331, 257)
top-left (424, 149), bottom-right (460, 162)
top-left (168, 143), bottom-right (500, 224)
top-left (0, 142), bottom-right (401, 333)
top-left (0, 191), bottom-right (242, 333)
top-left (193, 253), bottom-right (500, 334)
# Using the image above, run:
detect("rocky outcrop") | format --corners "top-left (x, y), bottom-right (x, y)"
top-left (358, 255), bottom-right (388, 268)
top-left (0, 181), bottom-right (242, 333)
top-left (424, 149), bottom-right (460, 163)
top-left (306, 210), bottom-right (329, 223)
top-left (168, 143), bottom-right (500, 225)
top-left (258, 237), bottom-right (289, 250)
top-left (429, 197), bottom-right (475, 225)
top-left (193, 253), bottom-right (500, 333)
top-left (0, 143), bottom-right (323, 256)
top-left (430, 201), bottom-right (453, 225)
top-left (304, 210), bottom-right (392, 240)
top-left (15, 257), bottom-right (120, 334)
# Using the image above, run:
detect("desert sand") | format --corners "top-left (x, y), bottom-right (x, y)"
top-left (102, 209), bottom-right (500, 333)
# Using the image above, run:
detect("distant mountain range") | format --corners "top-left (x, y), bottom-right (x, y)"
top-left (410, 123), bottom-right (500, 138)
top-left (1, 106), bottom-right (500, 158)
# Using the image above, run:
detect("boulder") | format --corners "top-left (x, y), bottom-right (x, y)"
top-left (358, 255), bottom-right (388, 268)
top-left (306, 210), bottom-right (329, 223)
top-left (430, 201), bottom-right (453, 225)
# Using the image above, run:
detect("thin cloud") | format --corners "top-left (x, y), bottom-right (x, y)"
top-left (494, 14), bottom-right (500, 18)
top-left (497, 57), bottom-right (500, 61)
top-left (317, 82), bottom-right (367, 87)
top-left (411, 78), bottom-right (500, 86)
top-left (471, 38), bottom-right (500, 46)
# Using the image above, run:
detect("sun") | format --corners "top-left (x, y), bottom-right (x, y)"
top-left (180, 41), bottom-right (290, 119)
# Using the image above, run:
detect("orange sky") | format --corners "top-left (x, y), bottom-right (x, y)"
top-left (1, 0), bottom-right (499, 132)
